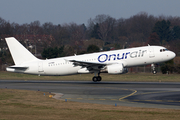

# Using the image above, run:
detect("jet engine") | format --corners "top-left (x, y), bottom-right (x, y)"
top-left (107, 63), bottom-right (128, 74)
top-left (78, 68), bottom-right (90, 73)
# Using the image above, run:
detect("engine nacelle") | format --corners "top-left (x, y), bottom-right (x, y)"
top-left (107, 63), bottom-right (127, 74)
top-left (78, 68), bottom-right (90, 73)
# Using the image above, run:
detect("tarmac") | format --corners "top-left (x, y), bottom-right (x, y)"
top-left (0, 80), bottom-right (180, 109)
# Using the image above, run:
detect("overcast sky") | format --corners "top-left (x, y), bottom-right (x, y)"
top-left (0, 0), bottom-right (180, 25)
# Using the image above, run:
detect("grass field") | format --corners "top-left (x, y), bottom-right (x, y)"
top-left (0, 71), bottom-right (180, 82)
top-left (1, 72), bottom-right (180, 120)
top-left (0, 89), bottom-right (180, 120)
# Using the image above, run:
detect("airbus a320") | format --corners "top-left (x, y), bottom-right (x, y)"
top-left (5, 37), bottom-right (176, 82)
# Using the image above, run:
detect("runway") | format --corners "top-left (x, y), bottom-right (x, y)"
top-left (0, 80), bottom-right (180, 109)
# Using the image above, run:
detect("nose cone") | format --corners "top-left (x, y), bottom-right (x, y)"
top-left (170, 51), bottom-right (176, 59)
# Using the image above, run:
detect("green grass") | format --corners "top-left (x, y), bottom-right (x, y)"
top-left (0, 89), bottom-right (180, 120)
top-left (0, 92), bottom-right (14, 100)
top-left (0, 72), bottom-right (180, 119)
top-left (0, 71), bottom-right (180, 82)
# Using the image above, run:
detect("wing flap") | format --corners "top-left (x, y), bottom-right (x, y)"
top-left (68, 59), bottom-right (116, 72)
top-left (69, 60), bottom-right (105, 66)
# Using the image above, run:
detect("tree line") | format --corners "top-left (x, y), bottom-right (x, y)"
top-left (0, 12), bottom-right (180, 73)
top-left (0, 12), bottom-right (180, 54)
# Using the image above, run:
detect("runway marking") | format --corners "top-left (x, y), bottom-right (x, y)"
top-left (66, 98), bottom-right (72, 99)
top-left (122, 90), bottom-right (180, 104)
top-left (88, 98), bottom-right (94, 100)
top-left (119, 89), bottom-right (137, 101)
top-left (135, 90), bottom-right (180, 96)
top-left (111, 99), bottom-right (117, 101)
top-left (77, 98), bottom-right (83, 99)
top-left (124, 99), bottom-right (180, 103)
top-left (102, 87), bottom-right (139, 101)
top-left (62, 97), bottom-right (180, 104)
top-left (99, 99), bottom-right (106, 100)
top-left (61, 87), bottom-right (180, 105)
top-left (63, 88), bottom-right (139, 102)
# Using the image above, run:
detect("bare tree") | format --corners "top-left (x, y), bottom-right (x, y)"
top-left (62, 23), bottom-right (87, 53)
top-left (147, 32), bottom-right (161, 45)
top-left (29, 21), bottom-right (42, 35)
top-left (88, 14), bottom-right (116, 46)
top-left (42, 22), bottom-right (55, 35)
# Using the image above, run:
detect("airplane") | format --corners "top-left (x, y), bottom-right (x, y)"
top-left (5, 37), bottom-right (176, 82)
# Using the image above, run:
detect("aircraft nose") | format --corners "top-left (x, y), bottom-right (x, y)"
top-left (171, 51), bottom-right (176, 59)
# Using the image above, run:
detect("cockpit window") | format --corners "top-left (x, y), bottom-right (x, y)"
top-left (160, 49), bottom-right (169, 52)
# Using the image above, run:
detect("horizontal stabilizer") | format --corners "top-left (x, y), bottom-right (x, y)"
top-left (7, 66), bottom-right (28, 70)
top-left (6, 65), bottom-right (29, 72)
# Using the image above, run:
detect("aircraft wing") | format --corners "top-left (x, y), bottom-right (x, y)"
top-left (68, 59), bottom-right (114, 71)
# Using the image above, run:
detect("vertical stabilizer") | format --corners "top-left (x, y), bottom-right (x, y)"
top-left (5, 37), bottom-right (38, 65)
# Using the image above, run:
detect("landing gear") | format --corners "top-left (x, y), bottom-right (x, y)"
top-left (92, 71), bottom-right (102, 82)
top-left (92, 76), bottom-right (102, 82)
top-left (152, 70), bottom-right (157, 74)
top-left (151, 64), bottom-right (157, 74)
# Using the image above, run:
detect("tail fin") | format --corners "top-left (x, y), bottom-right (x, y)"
top-left (5, 37), bottom-right (38, 65)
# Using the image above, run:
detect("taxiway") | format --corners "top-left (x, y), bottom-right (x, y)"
top-left (0, 80), bottom-right (180, 109)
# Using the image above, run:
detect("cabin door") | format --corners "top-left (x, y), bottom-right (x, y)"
top-left (38, 62), bottom-right (44, 73)
top-left (149, 47), bottom-right (155, 58)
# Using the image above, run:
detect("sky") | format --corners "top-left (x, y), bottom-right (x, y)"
top-left (0, 0), bottom-right (180, 25)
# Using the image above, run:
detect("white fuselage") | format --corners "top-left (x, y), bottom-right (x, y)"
top-left (7, 46), bottom-right (175, 76)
